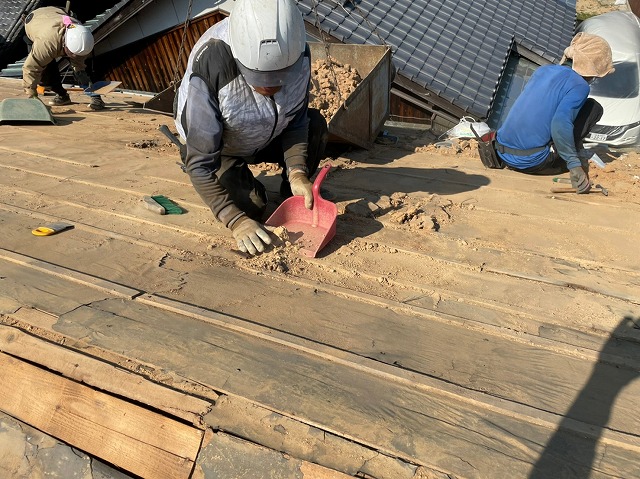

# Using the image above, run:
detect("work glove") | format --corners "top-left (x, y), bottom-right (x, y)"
top-left (230, 216), bottom-right (272, 255)
top-left (74, 70), bottom-right (92, 88)
top-left (569, 166), bottom-right (591, 194)
top-left (289, 169), bottom-right (314, 209)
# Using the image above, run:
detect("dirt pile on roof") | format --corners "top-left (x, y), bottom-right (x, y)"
top-left (309, 58), bottom-right (362, 121)
top-left (415, 138), bottom-right (480, 158)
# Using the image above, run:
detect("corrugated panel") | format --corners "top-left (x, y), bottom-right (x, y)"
top-left (96, 12), bottom-right (226, 93)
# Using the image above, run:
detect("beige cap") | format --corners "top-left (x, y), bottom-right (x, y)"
top-left (560, 32), bottom-right (615, 77)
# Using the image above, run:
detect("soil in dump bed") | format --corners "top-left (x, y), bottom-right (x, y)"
top-left (309, 58), bottom-right (362, 122)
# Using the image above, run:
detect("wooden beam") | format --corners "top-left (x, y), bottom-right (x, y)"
top-left (0, 321), bottom-right (212, 425)
top-left (0, 248), bottom-right (141, 299)
top-left (0, 352), bottom-right (203, 479)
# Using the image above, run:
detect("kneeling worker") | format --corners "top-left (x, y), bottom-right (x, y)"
top-left (23, 6), bottom-right (105, 110)
top-left (174, 0), bottom-right (328, 255)
top-left (495, 32), bottom-right (614, 193)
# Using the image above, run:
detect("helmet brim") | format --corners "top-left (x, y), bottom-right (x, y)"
top-left (237, 53), bottom-right (304, 87)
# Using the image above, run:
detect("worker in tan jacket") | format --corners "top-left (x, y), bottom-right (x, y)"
top-left (23, 6), bottom-right (104, 110)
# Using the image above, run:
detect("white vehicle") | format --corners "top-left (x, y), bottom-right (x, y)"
top-left (578, 11), bottom-right (640, 146)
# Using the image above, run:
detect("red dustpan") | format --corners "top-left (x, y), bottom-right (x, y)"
top-left (265, 164), bottom-right (337, 257)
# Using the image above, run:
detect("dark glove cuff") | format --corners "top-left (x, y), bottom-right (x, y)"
top-left (218, 204), bottom-right (245, 228)
top-left (285, 154), bottom-right (307, 172)
top-left (286, 164), bottom-right (309, 179)
top-left (227, 213), bottom-right (247, 231)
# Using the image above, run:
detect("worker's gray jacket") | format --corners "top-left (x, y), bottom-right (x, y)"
top-left (174, 19), bottom-right (311, 228)
top-left (22, 6), bottom-right (88, 96)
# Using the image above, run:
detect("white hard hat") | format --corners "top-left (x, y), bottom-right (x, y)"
top-left (229, 0), bottom-right (306, 87)
top-left (64, 24), bottom-right (94, 56)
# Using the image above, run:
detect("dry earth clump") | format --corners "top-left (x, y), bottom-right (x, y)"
top-left (415, 139), bottom-right (480, 158)
top-left (309, 58), bottom-right (362, 121)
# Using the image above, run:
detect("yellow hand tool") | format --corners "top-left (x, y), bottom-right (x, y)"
top-left (32, 222), bottom-right (74, 236)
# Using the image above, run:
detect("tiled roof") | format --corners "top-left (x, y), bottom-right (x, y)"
top-left (295, 0), bottom-right (576, 119)
top-left (1, 1), bottom-right (32, 39)
top-left (0, 0), bottom-right (42, 45)
top-left (83, 0), bottom-right (132, 38)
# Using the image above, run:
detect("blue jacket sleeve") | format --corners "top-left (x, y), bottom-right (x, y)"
top-left (550, 82), bottom-right (589, 170)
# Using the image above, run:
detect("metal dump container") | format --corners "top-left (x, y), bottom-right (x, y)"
top-left (309, 43), bottom-right (392, 150)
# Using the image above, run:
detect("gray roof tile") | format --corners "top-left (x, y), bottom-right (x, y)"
top-left (0, 0), bottom-right (41, 42)
top-left (0, 0), bottom-right (43, 67)
top-left (297, 0), bottom-right (576, 118)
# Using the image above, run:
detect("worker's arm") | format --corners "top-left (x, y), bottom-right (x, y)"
top-left (184, 75), bottom-right (272, 253)
top-left (281, 94), bottom-right (315, 208)
top-left (70, 54), bottom-right (90, 86)
top-left (550, 82), bottom-right (589, 170)
top-left (69, 54), bottom-right (87, 72)
top-left (281, 98), bottom-right (310, 172)
top-left (22, 39), bottom-right (58, 96)
top-left (280, 60), bottom-right (311, 173)
top-left (183, 75), bottom-right (244, 227)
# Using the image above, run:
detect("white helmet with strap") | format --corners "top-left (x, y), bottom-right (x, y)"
top-left (65, 24), bottom-right (94, 56)
top-left (229, 0), bottom-right (306, 87)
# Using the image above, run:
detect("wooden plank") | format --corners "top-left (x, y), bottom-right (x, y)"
top-left (0, 248), bottom-right (141, 299)
top-left (205, 394), bottom-right (418, 479)
top-left (0, 295), bottom-right (21, 315)
top-left (197, 431), bottom-right (355, 479)
top-left (140, 288), bottom-right (640, 436)
top-left (50, 300), bottom-right (640, 478)
top-left (4, 246), bottom-right (640, 444)
top-left (0, 264), bottom-right (111, 316)
top-left (4, 306), bottom-right (58, 330)
top-left (0, 353), bottom-right (203, 479)
top-left (0, 323), bottom-right (211, 425)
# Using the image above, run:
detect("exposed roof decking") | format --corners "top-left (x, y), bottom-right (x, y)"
top-left (1, 76), bottom-right (640, 478)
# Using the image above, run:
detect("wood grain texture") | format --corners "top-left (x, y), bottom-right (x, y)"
top-left (0, 353), bottom-right (203, 479)
top-left (0, 324), bottom-right (211, 425)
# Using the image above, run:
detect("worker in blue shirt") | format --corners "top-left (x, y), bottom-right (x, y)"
top-left (495, 33), bottom-right (614, 194)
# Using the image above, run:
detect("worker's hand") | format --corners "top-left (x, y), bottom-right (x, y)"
top-left (569, 166), bottom-right (591, 194)
top-left (74, 70), bottom-right (91, 88)
top-left (230, 216), bottom-right (272, 255)
top-left (289, 169), bottom-right (313, 209)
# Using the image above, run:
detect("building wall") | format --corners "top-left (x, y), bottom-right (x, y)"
top-left (95, 12), bottom-right (225, 93)
top-left (95, 0), bottom-right (234, 53)
top-left (389, 94), bottom-right (431, 125)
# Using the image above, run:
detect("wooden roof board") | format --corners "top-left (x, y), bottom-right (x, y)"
top-left (1, 74), bottom-right (640, 479)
